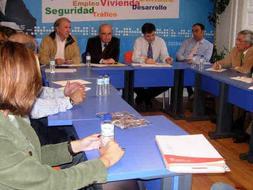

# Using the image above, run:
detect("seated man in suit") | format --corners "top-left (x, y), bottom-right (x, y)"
top-left (132, 23), bottom-right (173, 108)
top-left (82, 24), bottom-right (120, 64)
top-left (176, 23), bottom-right (213, 98)
top-left (39, 17), bottom-right (81, 65)
top-left (212, 30), bottom-right (253, 74)
top-left (213, 30), bottom-right (253, 145)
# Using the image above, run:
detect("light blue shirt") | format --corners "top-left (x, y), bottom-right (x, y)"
top-left (176, 38), bottom-right (213, 61)
top-left (30, 87), bottom-right (72, 119)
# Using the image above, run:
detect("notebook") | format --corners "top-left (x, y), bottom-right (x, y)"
top-left (155, 134), bottom-right (230, 173)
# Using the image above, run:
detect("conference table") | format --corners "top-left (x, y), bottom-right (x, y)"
top-left (45, 66), bottom-right (193, 190)
top-left (188, 65), bottom-right (253, 139)
top-left (74, 115), bottom-right (191, 190)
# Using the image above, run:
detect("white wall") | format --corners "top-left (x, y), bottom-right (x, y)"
top-left (216, 0), bottom-right (252, 54)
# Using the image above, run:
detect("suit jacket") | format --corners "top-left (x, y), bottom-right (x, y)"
top-left (0, 0), bottom-right (36, 34)
top-left (82, 36), bottom-right (120, 63)
top-left (218, 46), bottom-right (253, 74)
top-left (0, 113), bottom-right (107, 190)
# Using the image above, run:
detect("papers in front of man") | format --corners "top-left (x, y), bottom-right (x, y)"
top-left (56, 64), bottom-right (86, 68)
top-left (45, 68), bottom-right (77, 73)
top-left (231, 76), bottom-right (252, 84)
top-left (53, 79), bottom-right (91, 86)
top-left (131, 63), bottom-right (172, 67)
top-left (90, 63), bottom-right (126, 67)
top-left (155, 134), bottom-right (230, 173)
top-left (58, 86), bottom-right (91, 92)
top-left (205, 67), bottom-right (226, 72)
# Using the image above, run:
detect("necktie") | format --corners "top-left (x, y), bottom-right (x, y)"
top-left (147, 43), bottom-right (153, 59)
top-left (188, 41), bottom-right (200, 59)
top-left (103, 43), bottom-right (108, 52)
top-left (240, 52), bottom-right (245, 66)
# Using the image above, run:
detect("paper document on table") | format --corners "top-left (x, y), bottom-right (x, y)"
top-left (45, 68), bottom-right (77, 73)
top-left (131, 63), bottom-right (172, 67)
top-left (231, 76), bottom-right (252, 84)
top-left (59, 87), bottom-right (91, 91)
top-left (56, 64), bottom-right (86, 68)
top-left (155, 134), bottom-right (229, 173)
top-left (205, 68), bottom-right (226, 72)
top-left (53, 79), bottom-right (91, 86)
top-left (90, 63), bottom-right (126, 67)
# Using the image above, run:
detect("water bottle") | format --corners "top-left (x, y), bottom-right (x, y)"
top-left (191, 54), bottom-right (198, 68)
top-left (86, 52), bottom-right (91, 67)
top-left (103, 75), bottom-right (110, 96)
top-left (199, 55), bottom-right (205, 71)
top-left (100, 113), bottom-right (114, 147)
top-left (96, 75), bottom-right (104, 96)
top-left (49, 58), bottom-right (55, 73)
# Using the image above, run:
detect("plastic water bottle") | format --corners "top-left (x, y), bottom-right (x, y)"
top-left (49, 58), bottom-right (55, 73)
top-left (191, 54), bottom-right (198, 68)
top-left (86, 52), bottom-right (91, 67)
top-left (103, 75), bottom-right (110, 96)
top-left (199, 55), bottom-right (205, 71)
top-left (100, 113), bottom-right (114, 147)
top-left (96, 75), bottom-right (104, 96)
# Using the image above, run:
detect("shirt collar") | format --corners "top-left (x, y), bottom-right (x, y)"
top-left (56, 34), bottom-right (66, 43)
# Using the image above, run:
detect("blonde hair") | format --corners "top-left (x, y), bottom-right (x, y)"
top-left (0, 42), bottom-right (42, 116)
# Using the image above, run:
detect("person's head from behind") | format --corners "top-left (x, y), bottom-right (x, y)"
top-left (192, 23), bottom-right (205, 41)
top-left (54, 17), bottom-right (71, 41)
top-left (141, 23), bottom-right (156, 43)
top-left (99, 24), bottom-right (113, 44)
top-left (235, 30), bottom-right (253, 52)
top-left (0, 42), bottom-right (42, 116)
top-left (8, 32), bottom-right (37, 52)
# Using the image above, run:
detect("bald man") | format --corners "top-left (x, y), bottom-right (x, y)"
top-left (82, 24), bottom-right (120, 64)
top-left (39, 17), bottom-right (81, 65)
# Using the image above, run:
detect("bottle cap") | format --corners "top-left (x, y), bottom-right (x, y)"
top-left (103, 113), bottom-right (112, 121)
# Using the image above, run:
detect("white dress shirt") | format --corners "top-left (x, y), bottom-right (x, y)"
top-left (30, 87), bottom-right (72, 119)
top-left (55, 34), bottom-right (66, 59)
top-left (176, 38), bottom-right (213, 62)
top-left (132, 36), bottom-right (170, 63)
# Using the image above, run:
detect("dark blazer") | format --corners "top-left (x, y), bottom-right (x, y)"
top-left (0, 0), bottom-right (36, 34)
top-left (82, 36), bottom-right (120, 63)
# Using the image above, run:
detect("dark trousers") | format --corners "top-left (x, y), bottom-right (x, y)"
top-left (134, 87), bottom-right (169, 104)
top-left (30, 117), bottom-right (78, 145)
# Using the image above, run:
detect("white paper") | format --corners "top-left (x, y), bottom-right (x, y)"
top-left (205, 68), bottom-right (226, 72)
top-left (45, 68), bottom-right (77, 73)
top-left (156, 134), bottom-right (222, 158)
top-left (59, 87), bottom-right (91, 91)
top-left (90, 63), bottom-right (126, 67)
top-left (53, 79), bottom-right (91, 86)
top-left (131, 63), bottom-right (172, 67)
top-left (231, 76), bottom-right (252, 84)
top-left (155, 134), bottom-right (228, 173)
top-left (56, 64), bottom-right (86, 67)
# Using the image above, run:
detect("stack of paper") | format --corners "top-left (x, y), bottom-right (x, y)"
top-left (205, 68), bottom-right (226, 72)
top-left (155, 134), bottom-right (230, 173)
top-left (45, 68), bottom-right (77, 73)
top-left (231, 76), bottom-right (252, 84)
top-left (131, 63), bottom-right (172, 67)
top-left (90, 63), bottom-right (126, 67)
top-left (53, 79), bottom-right (91, 86)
